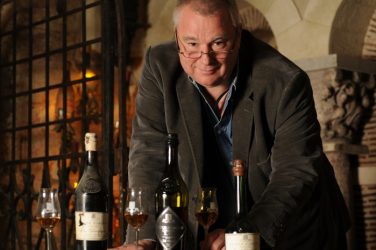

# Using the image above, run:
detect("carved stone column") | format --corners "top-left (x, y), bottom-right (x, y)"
top-left (296, 54), bottom-right (376, 250)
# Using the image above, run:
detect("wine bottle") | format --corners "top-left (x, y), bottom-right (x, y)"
top-left (155, 133), bottom-right (189, 250)
top-left (75, 133), bottom-right (108, 250)
top-left (225, 159), bottom-right (260, 250)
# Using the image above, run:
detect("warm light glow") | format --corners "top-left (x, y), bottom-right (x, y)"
top-left (73, 181), bottom-right (78, 189)
top-left (177, 194), bottom-right (181, 207)
top-left (85, 69), bottom-right (96, 78)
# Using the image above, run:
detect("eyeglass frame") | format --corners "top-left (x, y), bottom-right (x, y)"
top-left (175, 29), bottom-right (238, 60)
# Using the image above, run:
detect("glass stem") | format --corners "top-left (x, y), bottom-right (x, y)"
top-left (46, 229), bottom-right (53, 250)
top-left (135, 228), bottom-right (139, 247)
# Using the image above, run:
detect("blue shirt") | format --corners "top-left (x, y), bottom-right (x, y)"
top-left (189, 75), bottom-right (238, 174)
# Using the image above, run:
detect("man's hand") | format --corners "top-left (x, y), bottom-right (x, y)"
top-left (108, 239), bottom-right (155, 250)
top-left (200, 229), bottom-right (225, 250)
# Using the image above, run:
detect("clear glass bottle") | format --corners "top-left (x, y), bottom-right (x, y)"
top-left (155, 133), bottom-right (189, 250)
top-left (75, 133), bottom-right (108, 250)
top-left (225, 159), bottom-right (260, 250)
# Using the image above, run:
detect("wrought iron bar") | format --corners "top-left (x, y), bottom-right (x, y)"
top-left (102, 0), bottom-right (115, 247)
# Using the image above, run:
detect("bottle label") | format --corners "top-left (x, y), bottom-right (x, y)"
top-left (75, 211), bottom-right (108, 241)
top-left (225, 233), bottom-right (260, 250)
top-left (155, 206), bottom-right (185, 249)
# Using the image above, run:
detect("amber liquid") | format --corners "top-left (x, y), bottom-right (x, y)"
top-left (124, 212), bottom-right (148, 229)
top-left (195, 211), bottom-right (218, 228)
top-left (36, 216), bottom-right (61, 230)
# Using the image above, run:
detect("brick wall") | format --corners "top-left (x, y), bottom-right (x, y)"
top-left (357, 89), bottom-right (376, 249)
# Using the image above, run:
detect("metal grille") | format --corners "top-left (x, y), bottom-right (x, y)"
top-left (0, 0), bottom-right (130, 249)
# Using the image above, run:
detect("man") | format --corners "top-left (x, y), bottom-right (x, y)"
top-left (114, 0), bottom-right (350, 249)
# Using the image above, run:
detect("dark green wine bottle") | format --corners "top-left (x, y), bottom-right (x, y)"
top-left (155, 133), bottom-right (189, 250)
top-left (75, 133), bottom-right (108, 250)
top-left (225, 159), bottom-right (259, 250)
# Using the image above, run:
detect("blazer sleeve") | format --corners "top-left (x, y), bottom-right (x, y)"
top-left (126, 47), bottom-right (167, 241)
top-left (247, 71), bottom-right (323, 246)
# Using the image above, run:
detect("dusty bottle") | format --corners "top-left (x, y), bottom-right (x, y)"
top-left (225, 159), bottom-right (260, 250)
top-left (75, 133), bottom-right (108, 250)
top-left (155, 133), bottom-right (189, 250)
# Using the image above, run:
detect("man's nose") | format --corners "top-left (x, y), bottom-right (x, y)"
top-left (199, 50), bottom-right (216, 64)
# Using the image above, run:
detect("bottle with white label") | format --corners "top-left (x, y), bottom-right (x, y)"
top-left (155, 133), bottom-right (189, 250)
top-left (225, 159), bottom-right (260, 250)
top-left (75, 133), bottom-right (108, 250)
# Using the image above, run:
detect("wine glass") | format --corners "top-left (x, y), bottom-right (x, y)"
top-left (195, 187), bottom-right (218, 239)
top-left (124, 187), bottom-right (149, 247)
top-left (35, 188), bottom-right (61, 250)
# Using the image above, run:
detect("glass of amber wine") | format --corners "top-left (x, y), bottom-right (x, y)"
top-left (35, 188), bottom-right (61, 250)
top-left (195, 187), bottom-right (219, 239)
top-left (124, 187), bottom-right (149, 247)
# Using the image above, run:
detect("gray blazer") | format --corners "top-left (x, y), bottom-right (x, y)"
top-left (128, 30), bottom-right (350, 249)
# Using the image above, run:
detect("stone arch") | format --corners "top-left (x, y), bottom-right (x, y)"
top-left (329, 0), bottom-right (376, 59)
top-left (247, 0), bottom-right (344, 60)
top-left (237, 0), bottom-right (276, 48)
top-left (246, 0), bottom-right (303, 58)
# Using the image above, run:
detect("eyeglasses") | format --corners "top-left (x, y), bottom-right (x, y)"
top-left (175, 31), bottom-right (236, 60)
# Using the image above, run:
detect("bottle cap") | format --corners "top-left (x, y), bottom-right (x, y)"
top-left (232, 159), bottom-right (246, 176)
top-left (85, 132), bottom-right (97, 151)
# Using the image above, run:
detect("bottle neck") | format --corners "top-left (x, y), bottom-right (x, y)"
top-left (235, 175), bottom-right (247, 216)
top-left (85, 150), bottom-right (98, 170)
top-left (165, 142), bottom-right (178, 175)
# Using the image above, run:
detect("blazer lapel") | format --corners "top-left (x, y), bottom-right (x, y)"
top-left (233, 35), bottom-right (256, 164)
top-left (233, 81), bottom-right (254, 163)
top-left (175, 74), bottom-right (254, 177)
top-left (176, 77), bottom-right (204, 181)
